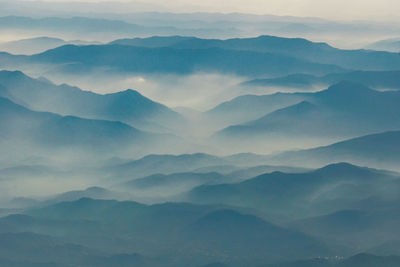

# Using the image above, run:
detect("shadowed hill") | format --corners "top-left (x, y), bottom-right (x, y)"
top-left (0, 70), bottom-right (183, 133)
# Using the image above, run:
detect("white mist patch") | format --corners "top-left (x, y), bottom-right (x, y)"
top-left (45, 72), bottom-right (248, 111)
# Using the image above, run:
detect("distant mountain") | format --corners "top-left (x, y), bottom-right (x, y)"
top-left (367, 240), bottom-right (400, 256)
top-left (0, 96), bottom-right (168, 154)
top-left (0, 230), bottom-right (158, 266)
top-left (0, 16), bottom-right (235, 40)
top-left (272, 130), bottom-right (400, 170)
top-left (0, 70), bottom-right (183, 132)
top-left (8, 35), bottom-right (400, 78)
top-left (109, 36), bottom-right (196, 47)
top-left (47, 187), bottom-right (119, 204)
top-left (121, 172), bottom-right (226, 192)
top-left (265, 254), bottom-right (400, 267)
top-left (289, 196), bottom-right (400, 254)
top-left (0, 16), bottom-right (185, 37)
top-left (0, 37), bottom-right (66, 55)
top-left (0, 232), bottom-right (99, 266)
top-left (106, 153), bottom-right (229, 180)
top-left (15, 44), bottom-right (343, 77)
top-left (366, 37), bottom-right (400, 52)
top-left (115, 164), bottom-right (308, 202)
top-left (243, 70), bottom-right (400, 90)
top-left (110, 35), bottom-right (400, 71)
top-left (182, 209), bottom-right (329, 263)
top-left (1, 198), bottom-right (330, 265)
top-left (215, 82), bottom-right (400, 142)
top-left (0, 36), bottom-right (101, 55)
top-left (187, 163), bottom-right (399, 220)
top-left (105, 152), bottom-right (275, 181)
top-left (206, 92), bottom-right (304, 126)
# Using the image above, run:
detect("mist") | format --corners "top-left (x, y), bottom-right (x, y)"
top-left (1, 2), bottom-right (400, 266)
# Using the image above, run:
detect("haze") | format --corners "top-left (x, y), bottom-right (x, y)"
top-left (16, 0), bottom-right (400, 22)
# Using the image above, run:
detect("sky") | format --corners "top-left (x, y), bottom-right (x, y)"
top-left (12, 0), bottom-right (400, 22)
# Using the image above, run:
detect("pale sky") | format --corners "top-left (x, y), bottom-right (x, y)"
top-left (18, 0), bottom-right (400, 21)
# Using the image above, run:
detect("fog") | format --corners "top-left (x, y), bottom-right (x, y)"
top-left (44, 72), bottom-right (247, 111)
top-left (5, 0), bottom-right (400, 22)
top-left (1, 3), bottom-right (400, 265)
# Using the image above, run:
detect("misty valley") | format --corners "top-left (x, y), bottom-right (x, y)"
top-left (1, 5), bottom-right (400, 267)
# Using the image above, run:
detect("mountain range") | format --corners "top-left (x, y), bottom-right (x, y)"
top-left (186, 162), bottom-right (400, 220)
top-left (243, 70), bottom-right (400, 90)
top-left (0, 198), bottom-right (330, 266)
top-left (0, 96), bottom-right (178, 156)
top-left (215, 82), bottom-right (400, 143)
top-left (271, 130), bottom-right (400, 170)
top-left (366, 37), bottom-right (400, 52)
top-left (0, 36), bottom-right (101, 55)
top-left (110, 35), bottom-right (400, 71)
top-left (0, 43), bottom-right (343, 77)
top-left (0, 70), bottom-right (183, 133)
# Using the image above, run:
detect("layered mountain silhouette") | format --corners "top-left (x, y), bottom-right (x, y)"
top-left (0, 230), bottom-right (157, 267)
top-left (0, 70), bottom-right (183, 132)
top-left (1, 44), bottom-right (343, 77)
top-left (0, 198), bottom-right (330, 265)
top-left (0, 16), bottom-right (188, 38)
top-left (366, 37), bottom-right (400, 52)
top-left (216, 82), bottom-right (400, 141)
top-left (206, 92), bottom-right (304, 126)
top-left (272, 130), bottom-right (400, 169)
top-left (289, 194), bottom-right (400, 254)
top-left (0, 36), bottom-right (100, 55)
top-left (4, 35), bottom-right (400, 79)
top-left (105, 152), bottom-right (277, 181)
top-left (0, 96), bottom-right (173, 153)
top-left (243, 70), bottom-right (400, 90)
top-left (187, 163), bottom-right (399, 220)
top-left (110, 35), bottom-right (400, 71)
top-left (121, 172), bottom-right (226, 193)
top-left (265, 254), bottom-right (400, 267)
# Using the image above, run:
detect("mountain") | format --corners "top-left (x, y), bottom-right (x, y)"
top-left (105, 153), bottom-right (275, 181)
top-left (110, 35), bottom-right (400, 71)
top-left (46, 187), bottom-right (120, 204)
top-left (0, 16), bottom-right (185, 37)
top-left (0, 37), bottom-right (66, 55)
top-left (0, 96), bottom-right (165, 154)
top-left (366, 37), bottom-right (400, 52)
top-left (121, 172), bottom-right (226, 192)
top-left (182, 209), bottom-right (329, 263)
top-left (115, 164), bottom-right (308, 202)
top-left (206, 92), bottom-right (304, 126)
top-left (215, 82), bottom-right (400, 142)
top-left (243, 70), bottom-right (400, 90)
top-left (109, 36), bottom-right (196, 47)
top-left (288, 195), bottom-right (400, 253)
top-left (265, 254), bottom-right (400, 267)
top-left (0, 70), bottom-right (183, 132)
top-left (272, 130), bottom-right (400, 170)
top-left (17, 44), bottom-right (344, 77)
top-left (0, 16), bottom-right (235, 40)
top-left (0, 232), bottom-right (99, 266)
top-left (106, 153), bottom-right (229, 180)
top-left (0, 230), bottom-right (159, 266)
top-left (0, 36), bottom-right (101, 55)
top-left (8, 35), bottom-right (400, 78)
top-left (0, 198), bottom-right (330, 265)
top-left (186, 163), bottom-right (400, 220)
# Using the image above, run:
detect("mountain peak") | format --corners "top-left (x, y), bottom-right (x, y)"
top-left (314, 162), bottom-right (373, 176)
top-left (325, 81), bottom-right (373, 93)
top-left (0, 70), bottom-right (26, 79)
top-left (112, 89), bottom-right (143, 97)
